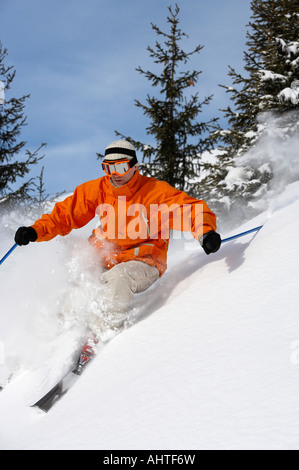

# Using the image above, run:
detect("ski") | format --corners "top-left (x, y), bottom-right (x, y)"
top-left (32, 368), bottom-right (78, 413)
top-left (31, 340), bottom-right (97, 413)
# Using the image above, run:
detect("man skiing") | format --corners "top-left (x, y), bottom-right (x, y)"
top-left (14, 140), bottom-right (221, 358)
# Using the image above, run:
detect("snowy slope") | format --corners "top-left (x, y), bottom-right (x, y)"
top-left (0, 183), bottom-right (299, 450)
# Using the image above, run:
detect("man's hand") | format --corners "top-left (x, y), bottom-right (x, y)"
top-left (14, 227), bottom-right (38, 246)
top-left (200, 231), bottom-right (221, 255)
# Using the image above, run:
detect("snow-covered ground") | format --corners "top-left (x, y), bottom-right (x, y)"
top-left (0, 180), bottom-right (299, 450)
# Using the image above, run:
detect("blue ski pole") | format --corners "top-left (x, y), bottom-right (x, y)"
top-left (0, 243), bottom-right (18, 266)
top-left (222, 225), bottom-right (263, 244)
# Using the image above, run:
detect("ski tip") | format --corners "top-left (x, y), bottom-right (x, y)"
top-left (31, 404), bottom-right (48, 414)
top-left (31, 381), bottom-right (63, 413)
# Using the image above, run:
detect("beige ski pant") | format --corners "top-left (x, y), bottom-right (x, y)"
top-left (92, 260), bottom-right (159, 338)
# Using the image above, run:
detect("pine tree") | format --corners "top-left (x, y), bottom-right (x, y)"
top-left (113, 4), bottom-right (218, 193)
top-left (217, 0), bottom-right (298, 152)
top-left (0, 42), bottom-right (44, 209)
top-left (26, 166), bottom-right (65, 220)
top-left (201, 0), bottom-right (299, 221)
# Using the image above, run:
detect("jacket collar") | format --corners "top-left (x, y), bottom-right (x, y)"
top-left (105, 169), bottom-right (144, 198)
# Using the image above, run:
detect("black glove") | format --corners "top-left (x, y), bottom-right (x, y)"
top-left (14, 226), bottom-right (38, 246)
top-left (200, 231), bottom-right (221, 255)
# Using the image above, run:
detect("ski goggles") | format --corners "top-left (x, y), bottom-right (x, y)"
top-left (102, 155), bottom-right (138, 176)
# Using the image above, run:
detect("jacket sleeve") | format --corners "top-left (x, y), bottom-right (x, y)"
top-left (158, 181), bottom-right (217, 240)
top-left (32, 180), bottom-right (101, 242)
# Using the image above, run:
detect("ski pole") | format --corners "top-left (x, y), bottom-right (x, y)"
top-left (0, 243), bottom-right (18, 266)
top-left (222, 225), bottom-right (263, 244)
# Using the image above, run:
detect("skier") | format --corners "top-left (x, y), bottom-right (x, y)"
top-left (14, 140), bottom-right (221, 360)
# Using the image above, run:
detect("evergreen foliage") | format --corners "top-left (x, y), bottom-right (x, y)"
top-left (198, 0), bottom-right (299, 221)
top-left (113, 4), bottom-right (218, 193)
top-left (27, 166), bottom-right (65, 219)
top-left (0, 42), bottom-right (45, 210)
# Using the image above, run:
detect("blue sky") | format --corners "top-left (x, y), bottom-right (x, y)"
top-left (0, 0), bottom-right (252, 195)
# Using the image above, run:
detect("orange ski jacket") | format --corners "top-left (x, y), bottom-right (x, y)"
top-left (32, 170), bottom-right (217, 276)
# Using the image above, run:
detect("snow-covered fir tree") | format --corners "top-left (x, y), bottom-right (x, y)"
top-left (198, 0), bottom-right (299, 224)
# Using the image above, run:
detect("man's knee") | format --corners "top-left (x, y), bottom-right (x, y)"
top-left (101, 263), bottom-right (137, 293)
